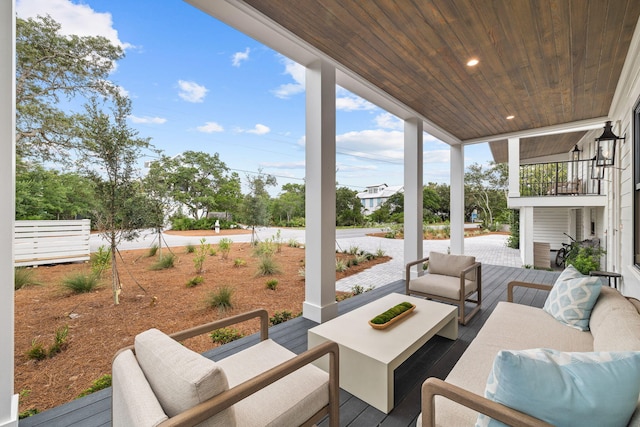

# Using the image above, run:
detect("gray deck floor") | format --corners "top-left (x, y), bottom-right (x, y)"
top-left (20, 264), bottom-right (560, 427)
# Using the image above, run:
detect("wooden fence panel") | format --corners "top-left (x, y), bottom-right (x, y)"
top-left (14, 220), bottom-right (91, 267)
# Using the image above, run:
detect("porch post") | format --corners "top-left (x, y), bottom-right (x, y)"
top-left (508, 137), bottom-right (520, 197)
top-left (0, 1), bottom-right (18, 425)
top-left (403, 118), bottom-right (423, 279)
top-left (450, 145), bottom-right (464, 254)
top-left (303, 59), bottom-right (338, 323)
top-left (520, 206), bottom-right (534, 266)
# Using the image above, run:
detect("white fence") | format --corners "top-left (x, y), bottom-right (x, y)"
top-left (14, 219), bottom-right (91, 267)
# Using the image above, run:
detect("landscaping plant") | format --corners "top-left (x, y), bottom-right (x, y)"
top-left (14, 267), bottom-right (41, 290)
top-left (193, 238), bottom-right (210, 273)
top-left (218, 238), bottom-right (233, 260)
top-left (61, 273), bottom-right (101, 293)
top-left (210, 328), bottom-right (244, 344)
top-left (206, 286), bottom-right (234, 311)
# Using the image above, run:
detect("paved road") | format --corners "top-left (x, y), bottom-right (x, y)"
top-left (90, 227), bottom-right (522, 292)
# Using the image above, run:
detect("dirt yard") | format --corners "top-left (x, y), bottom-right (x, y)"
top-left (14, 233), bottom-right (390, 416)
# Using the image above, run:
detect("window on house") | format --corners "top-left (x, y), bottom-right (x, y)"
top-left (634, 99), bottom-right (640, 268)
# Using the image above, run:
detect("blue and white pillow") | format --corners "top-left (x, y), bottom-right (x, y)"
top-left (476, 348), bottom-right (640, 427)
top-left (543, 265), bottom-right (601, 331)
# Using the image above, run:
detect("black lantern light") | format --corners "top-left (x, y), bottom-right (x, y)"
top-left (591, 155), bottom-right (604, 180)
top-left (571, 144), bottom-right (581, 162)
top-left (595, 121), bottom-right (624, 167)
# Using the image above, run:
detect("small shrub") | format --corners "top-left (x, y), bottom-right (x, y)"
top-left (15, 267), bottom-right (41, 290)
top-left (19, 409), bottom-right (39, 419)
top-left (147, 244), bottom-right (158, 257)
top-left (218, 238), bottom-right (233, 260)
top-left (210, 328), bottom-right (244, 344)
top-left (185, 243), bottom-right (195, 253)
top-left (26, 340), bottom-right (47, 361)
top-left (270, 310), bottom-right (294, 325)
top-left (352, 284), bottom-right (365, 295)
top-left (90, 246), bottom-right (111, 276)
top-left (206, 286), bottom-right (234, 311)
top-left (150, 254), bottom-right (175, 271)
top-left (233, 258), bottom-right (246, 267)
top-left (254, 239), bottom-right (277, 257)
top-left (298, 267), bottom-right (305, 278)
top-left (186, 276), bottom-right (204, 288)
top-left (62, 273), bottom-right (101, 293)
top-left (375, 248), bottom-right (386, 257)
top-left (335, 259), bottom-right (348, 272)
top-left (193, 238), bottom-right (210, 273)
top-left (356, 254), bottom-right (368, 264)
top-left (256, 256), bottom-right (280, 276)
top-left (266, 279), bottom-right (278, 290)
top-left (77, 374), bottom-right (112, 398)
top-left (48, 325), bottom-right (69, 357)
top-left (348, 245), bottom-right (361, 255)
top-left (209, 247), bottom-right (217, 256)
top-left (287, 239), bottom-right (300, 248)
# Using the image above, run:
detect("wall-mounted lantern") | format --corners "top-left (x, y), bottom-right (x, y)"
top-left (595, 121), bottom-right (625, 167)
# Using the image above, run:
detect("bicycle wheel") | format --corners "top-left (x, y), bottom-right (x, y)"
top-left (555, 248), bottom-right (566, 267)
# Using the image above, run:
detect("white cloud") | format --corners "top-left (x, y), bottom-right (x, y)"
top-left (337, 129), bottom-right (404, 161)
top-left (196, 121), bottom-right (224, 133)
top-left (259, 161), bottom-right (305, 170)
top-left (129, 115), bottom-right (167, 124)
top-left (423, 150), bottom-right (450, 164)
top-left (16, 0), bottom-right (133, 51)
top-left (178, 80), bottom-right (208, 103)
top-left (232, 48), bottom-right (250, 67)
top-left (375, 113), bottom-right (404, 130)
top-left (246, 124), bottom-right (270, 135)
top-left (336, 87), bottom-right (376, 112)
top-left (272, 57), bottom-right (305, 99)
top-left (336, 162), bottom-right (377, 172)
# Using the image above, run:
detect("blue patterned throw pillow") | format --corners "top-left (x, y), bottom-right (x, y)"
top-left (476, 349), bottom-right (640, 427)
top-left (542, 265), bottom-right (601, 331)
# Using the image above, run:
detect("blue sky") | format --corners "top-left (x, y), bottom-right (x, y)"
top-left (16, 0), bottom-right (493, 195)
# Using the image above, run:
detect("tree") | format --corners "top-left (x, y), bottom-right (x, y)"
top-left (465, 162), bottom-right (508, 228)
top-left (16, 15), bottom-right (124, 162)
top-left (243, 171), bottom-right (277, 228)
top-left (336, 187), bottom-right (364, 226)
top-left (80, 94), bottom-right (151, 305)
top-left (148, 151), bottom-right (240, 220)
top-left (273, 183), bottom-right (305, 225)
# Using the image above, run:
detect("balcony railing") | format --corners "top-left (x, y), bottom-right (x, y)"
top-left (519, 159), bottom-right (601, 197)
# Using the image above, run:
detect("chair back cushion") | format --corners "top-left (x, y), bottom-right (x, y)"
top-left (135, 328), bottom-right (236, 426)
top-left (112, 349), bottom-right (168, 427)
top-left (428, 251), bottom-right (476, 279)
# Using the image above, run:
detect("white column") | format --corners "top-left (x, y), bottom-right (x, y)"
top-left (450, 145), bottom-right (464, 254)
top-left (0, 1), bottom-right (18, 426)
top-left (404, 118), bottom-right (423, 279)
top-left (303, 59), bottom-right (338, 323)
top-left (520, 206), bottom-right (534, 266)
top-left (508, 137), bottom-right (520, 197)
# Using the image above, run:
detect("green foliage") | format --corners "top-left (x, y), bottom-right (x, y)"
top-left (186, 276), bottom-right (204, 288)
top-left (348, 245), bottom-right (361, 255)
top-left (375, 248), bottom-right (386, 257)
top-left (27, 325), bottom-right (69, 360)
top-left (77, 374), bottom-right (112, 398)
top-left (233, 258), bottom-right (246, 267)
top-left (169, 216), bottom-right (238, 231)
top-left (150, 254), bottom-right (175, 270)
top-left (336, 187), bottom-right (364, 226)
top-left (270, 310), bottom-right (297, 326)
top-left (90, 246), bottom-right (111, 277)
top-left (62, 273), bottom-right (101, 293)
top-left (266, 279), bottom-right (278, 290)
top-left (185, 243), bottom-right (195, 253)
top-left (242, 171), bottom-right (277, 226)
top-left (14, 267), bottom-right (41, 290)
top-left (254, 239), bottom-right (277, 257)
top-left (209, 247), bottom-right (218, 256)
top-left (19, 408), bottom-right (39, 419)
top-left (287, 239), bottom-right (300, 248)
top-left (506, 209), bottom-right (520, 249)
top-left (335, 258), bottom-right (348, 272)
top-left (193, 238), bottom-right (210, 273)
top-left (210, 328), bottom-right (244, 344)
top-left (370, 302), bottom-right (414, 325)
top-left (206, 286), bottom-right (234, 311)
top-left (352, 284), bottom-right (375, 295)
top-left (256, 256), bottom-right (281, 276)
top-left (566, 246), bottom-right (606, 275)
top-left (148, 244), bottom-right (158, 257)
top-left (218, 238), bottom-right (233, 260)
top-left (16, 15), bottom-right (124, 163)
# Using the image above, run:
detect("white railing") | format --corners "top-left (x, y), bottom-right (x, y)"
top-left (14, 219), bottom-right (91, 267)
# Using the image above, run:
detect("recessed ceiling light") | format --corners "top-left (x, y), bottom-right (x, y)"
top-left (466, 58), bottom-right (479, 66)
top-left (506, 115), bottom-right (515, 120)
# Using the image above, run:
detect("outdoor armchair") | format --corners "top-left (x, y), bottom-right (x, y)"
top-left (405, 251), bottom-right (482, 325)
top-left (112, 309), bottom-right (339, 427)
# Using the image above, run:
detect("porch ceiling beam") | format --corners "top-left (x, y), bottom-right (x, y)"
top-left (462, 116), bottom-right (608, 145)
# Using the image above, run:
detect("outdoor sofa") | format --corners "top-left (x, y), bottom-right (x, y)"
top-left (111, 309), bottom-right (339, 426)
top-left (418, 266), bottom-right (640, 426)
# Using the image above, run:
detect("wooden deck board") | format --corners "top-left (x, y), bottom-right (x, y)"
top-left (20, 264), bottom-right (558, 427)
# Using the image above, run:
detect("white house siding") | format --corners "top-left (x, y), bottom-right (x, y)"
top-left (533, 208), bottom-right (569, 250)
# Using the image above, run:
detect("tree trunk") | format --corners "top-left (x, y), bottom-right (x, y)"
top-left (110, 237), bottom-right (120, 305)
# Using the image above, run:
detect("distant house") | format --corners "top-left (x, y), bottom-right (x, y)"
top-left (356, 184), bottom-right (403, 215)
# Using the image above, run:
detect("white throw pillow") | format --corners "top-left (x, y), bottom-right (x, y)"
top-left (543, 265), bottom-right (601, 331)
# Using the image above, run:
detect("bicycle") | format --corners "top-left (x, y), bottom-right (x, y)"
top-left (555, 233), bottom-right (576, 267)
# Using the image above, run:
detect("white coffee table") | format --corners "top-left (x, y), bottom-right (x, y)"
top-left (307, 292), bottom-right (457, 413)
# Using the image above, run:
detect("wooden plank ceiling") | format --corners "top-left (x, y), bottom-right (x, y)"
top-left (489, 131), bottom-right (588, 163)
top-left (243, 0), bottom-right (640, 145)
